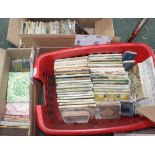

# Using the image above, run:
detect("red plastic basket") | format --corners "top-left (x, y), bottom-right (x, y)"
top-left (34, 43), bottom-right (155, 135)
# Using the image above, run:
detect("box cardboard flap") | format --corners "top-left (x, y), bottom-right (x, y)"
top-left (29, 82), bottom-right (36, 136)
top-left (7, 19), bottom-right (22, 47)
top-left (0, 127), bottom-right (29, 136)
top-left (0, 49), bottom-right (11, 119)
top-left (95, 18), bottom-right (114, 36)
top-left (0, 48), bottom-right (6, 119)
top-left (32, 79), bottom-right (44, 135)
top-left (37, 47), bottom-right (70, 56)
top-left (21, 34), bottom-right (75, 48)
top-left (137, 106), bottom-right (155, 122)
top-left (7, 48), bottom-right (31, 59)
top-left (74, 18), bottom-right (100, 28)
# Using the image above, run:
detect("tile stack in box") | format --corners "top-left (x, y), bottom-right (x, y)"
top-left (54, 56), bottom-right (95, 123)
top-left (0, 59), bottom-right (30, 128)
top-left (88, 54), bottom-right (130, 119)
top-left (21, 19), bottom-right (75, 35)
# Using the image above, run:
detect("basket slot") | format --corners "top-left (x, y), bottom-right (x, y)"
top-left (44, 73), bottom-right (54, 119)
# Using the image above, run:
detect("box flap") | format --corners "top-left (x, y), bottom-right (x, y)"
top-left (7, 19), bottom-right (22, 47)
top-left (29, 83), bottom-right (36, 136)
top-left (95, 18), bottom-right (114, 36)
top-left (74, 18), bottom-right (100, 28)
top-left (84, 28), bottom-right (95, 35)
top-left (0, 127), bottom-right (29, 136)
top-left (7, 48), bottom-right (32, 59)
top-left (0, 48), bottom-right (11, 119)
top-left (21, 34), bottom-right (75, 48)
top-left (32, 79), bottom-right (43, 135)
top-left (137, 106), bottom-right (155, 122)
top-left (37, 47), bottom-right (70, 56)
top-left (29, 48), bottom-right (37, 136)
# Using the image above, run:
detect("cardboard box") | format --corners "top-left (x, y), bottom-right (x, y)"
top-left (0, 47), bottom-right (72, 136)
top-left (0, 48), bottom-right (36, 135)
top-left (7, 18), bottom-right (116, 47)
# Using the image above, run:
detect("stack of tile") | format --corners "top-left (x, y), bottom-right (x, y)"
top-left (0, 59), bottom-right (30, 128)
top-left (21, 19), bottom-right (76, 35)
top-left (54, 56), bottom-right (95, 123)
top-left (54, 53), bottom-right (133, 123)
top-left (60, 20), bottom-right (76, 34)
top-left (88, 54), bottom-right (130, 119)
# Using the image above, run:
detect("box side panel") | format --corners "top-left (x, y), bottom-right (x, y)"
top-left (21, 35), bottom-right (75, 48)
top-left (37, 47), bottom-right (70, 56)
top-left (0, 49), bottom-right (12, 119)
top-left (33, 79), bottom-right (43, 135)
top-left (0, 127), bottom-right (29, 136)
top-left (7, 48), bottom-right (31, 59)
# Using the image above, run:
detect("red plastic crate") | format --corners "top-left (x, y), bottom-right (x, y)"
top-left (34, 43), bottom-right (155, 135)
